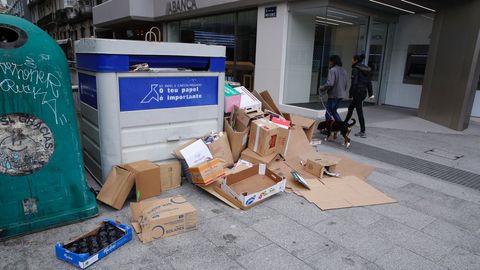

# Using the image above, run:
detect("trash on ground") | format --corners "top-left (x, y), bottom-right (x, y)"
top-left (55, 219), bottom-right (132, 269)
top-left (130, 196), bottom-right (197, 243)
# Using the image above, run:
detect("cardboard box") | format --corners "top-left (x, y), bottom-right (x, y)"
top-left (189, 158), bottom-right (225, 186)
top-left (124, 160), bottom-right (161, 202)
top-left (235, 86), bottom-right (262, 112)
top-left (232, 106), bottom-right (265, 132)
top-left (224, 83), bottom-right (241, 113)
top-left (96, 166), bottom-right (135, 210)
top-left (248, 119), bottom-right (279, 156)
top-left (157, 160), bottom-right (181, 191)
top-left (220, 164), bottom-right (286, 208)
top-left (55, 220), bottom-right (132, 269)
top-left (304, 155), bottom-right (341, 178)
top-left (291, 115), bottom-right (316, 142)
top-left (131, 196), bottom-right (197, 243)
top-left (224, 117), bottom-right (249, 162)
top-left (205, 132), bottom-right (234, 168)
top-left (240, 148), bottom-right (279, 165)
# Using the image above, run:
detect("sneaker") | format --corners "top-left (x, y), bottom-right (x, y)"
top-left (354, 131), bottom-right (366, 138)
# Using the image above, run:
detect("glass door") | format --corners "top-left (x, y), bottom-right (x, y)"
top-left (366, 21), bottom-right (388, 104)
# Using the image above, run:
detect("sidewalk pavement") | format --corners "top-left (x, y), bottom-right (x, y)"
top-left (1, 106), bottom-right (480, 270)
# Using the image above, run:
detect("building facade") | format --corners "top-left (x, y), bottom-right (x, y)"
top-left (93, 0), bottom-right (480, 130)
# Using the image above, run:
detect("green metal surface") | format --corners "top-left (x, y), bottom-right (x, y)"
top-left (0, 15), bottom-right (97, 239)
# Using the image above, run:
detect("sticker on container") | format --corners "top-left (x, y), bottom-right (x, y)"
top-left (0, 113), bottom-right (55, 176)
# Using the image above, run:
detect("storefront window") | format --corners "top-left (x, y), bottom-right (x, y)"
top-left (167, 9), bottom-right (257, 87)
top-left (284, 7), bottom-right (368, 108)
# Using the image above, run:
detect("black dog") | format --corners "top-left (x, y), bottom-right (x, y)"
top-left (317, 119), bottom-right (356, 148)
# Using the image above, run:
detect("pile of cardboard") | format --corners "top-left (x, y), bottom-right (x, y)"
top-left (195, 86), bottom-right (396, 211)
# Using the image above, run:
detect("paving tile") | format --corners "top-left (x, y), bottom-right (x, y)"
top-left (198, 215), bottom-right (272, 258)
top-left (304, 244), bottom-right (383, 270)
top-left (229, 202), bottom-right (282, 227)
top-left (330, 207), bottom-right (383, 227)
top-left (368, 171), bottom-right (410, 189)
top-left (312, 217), bottom-right (395, 262)
top-left (236, 244), bottom-right (313, 270)
top-left (368, 203), bottom-right (436, 230)
top-left (400, 183), bottom-right (465, 209)
top-left (368, 217), bottom-right (454, 262)
top-left (403, 198), bottom-right (480, 233)
top-left (152, 230), bottom-right (243, 270)
top-left (369, 181), bottom-right (423, 203)
top-left (252, 215), bottom-right (332, 259)
top-left (375, 246), bottom-right (446, 270)
top-left (441, 246), bottom-right (480, 270)
top-left (421, 220), bottom-right (480, 255)
top-left (263, 192), bottom-right (331, 227)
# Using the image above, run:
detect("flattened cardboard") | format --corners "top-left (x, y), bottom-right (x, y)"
top-left (157, 160), bottom-right (181, 191)
top-left (248, 119), bottom-right (279, 156)
top-left (124, 160), bottom-right (161, 202)
top-left (224, 117), bottom-right (249, 163)
top-left (189, 158), bottom-right (225, 186)
top-left (220, 164), bottom-right (286, 207)
top-left (291, 115), bottom-right (316, 142)
top-left (240, 148), bottom-right (279, 165)
top-left (206, 132), bottom-right (234, 168)
top-left (96, 166), bottom-right (135, 210)
top-left (130, 196), bottom-right (197, 243)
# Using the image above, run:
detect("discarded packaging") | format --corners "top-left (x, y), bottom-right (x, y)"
top-left (224, 117), bottom-right (249, 162)
top-left (224, 83), bottom-right (242, 113)
top-left (204, 132), bottom-right (234, 168)
top-left (189, 158), bottom-right (225, 186)
top-left (220, 164), bottom-right (286, 208)
top-left (248, 118), bottom-right (279, 156)
top-left (131, 196), bottom-right (197, 243)
top-left (157, 160), bottom-right (182, 191)
top-left (96, 166), bottom-right (135, 210)
top-left (235, 86), bottom-right (262, 112)
top-left (123, 160), bottom-right (162, 201)
top-left (55, 219), bottom-right (132, 269)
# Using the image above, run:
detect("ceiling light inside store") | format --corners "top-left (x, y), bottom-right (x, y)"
top-left (328, 9), bottom-right (358, 18)
top-left (315, 20), bottom-right (340, 26)
top-left (316, 16), bottom-right (353, 25)
top-left (369, 0), bottom-right (415, 14)
top-left (401, 0), bottom-right (436, 12)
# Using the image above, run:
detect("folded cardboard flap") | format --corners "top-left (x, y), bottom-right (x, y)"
top-left (233, 106), bottom-right (265, 132)
top-left (240, 148), bottom-right (279, 165)
top-left (130, 196), bottom-right (197, 243)
top-left (96, 166), bottom-right (135, 210)
top-left (206, 132), bottom-right (234, 168)
top-left (124, 160), bottom-right (162, 202)
top-left (291, 115), bottom-right (316, 142)
top-left (224, 117), bottom-right (249, 163)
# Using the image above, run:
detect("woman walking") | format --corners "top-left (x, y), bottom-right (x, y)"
top-left (318, 55), bottom-right (348, 122)
top-left (344, 54), bottom-right (374, 138)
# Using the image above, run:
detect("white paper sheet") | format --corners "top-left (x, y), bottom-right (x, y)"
top-left (180, 139), bottom-right (213, 167)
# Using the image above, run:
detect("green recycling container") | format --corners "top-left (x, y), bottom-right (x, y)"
top-left (0, 15), bottom-right (97, 239)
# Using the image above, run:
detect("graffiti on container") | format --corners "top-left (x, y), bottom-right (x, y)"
top-left (0, 55), bottom-right (68, 125)
top-left (0, 113), bottom-right (55, 176)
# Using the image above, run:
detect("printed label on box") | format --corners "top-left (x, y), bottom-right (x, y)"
top-left (119, 76), bottom-right (218, 111)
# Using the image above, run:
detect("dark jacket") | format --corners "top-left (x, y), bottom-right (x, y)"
top-left (350, 63), bottom-right (373, 98)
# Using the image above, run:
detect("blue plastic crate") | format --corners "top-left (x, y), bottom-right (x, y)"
top-left (55, 219), bottom-right (132, 269)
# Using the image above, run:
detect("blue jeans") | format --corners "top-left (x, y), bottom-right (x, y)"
top-left (325, 98), bottom-right (342, 122)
